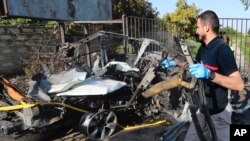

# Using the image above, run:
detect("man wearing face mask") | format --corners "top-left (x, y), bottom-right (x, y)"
top-left (161, 10), bottom-right (244, 141)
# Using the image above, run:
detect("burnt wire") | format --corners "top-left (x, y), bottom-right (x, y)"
top-left (197, 79), bottom-right (217, 141)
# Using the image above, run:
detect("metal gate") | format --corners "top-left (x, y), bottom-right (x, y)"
top-left (122, 15), bottom-right (182, 53)
top-left (220, 18), bottom-right (250, 78)
top-left (122, 16), bottom-right (250, 78)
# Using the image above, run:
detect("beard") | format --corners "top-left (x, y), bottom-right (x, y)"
top-left (197, 34), bottom-right (206, 43)
top-left (194, 33), bottom-right (205, 43)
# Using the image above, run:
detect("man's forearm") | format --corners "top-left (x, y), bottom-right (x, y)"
top-left (211, 71), bottom-right (244, 92)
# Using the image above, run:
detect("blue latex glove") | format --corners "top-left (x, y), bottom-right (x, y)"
top-left (161, 59), bottom-right (176, 68)
top-left (189, 64), bottom-right (211, 79)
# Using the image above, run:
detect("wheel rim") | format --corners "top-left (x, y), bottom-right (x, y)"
top-left (79, 110), bottom-right (117, 140)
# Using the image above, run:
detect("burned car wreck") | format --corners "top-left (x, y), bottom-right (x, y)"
top-left (0, 31), bottom-right (250, 141)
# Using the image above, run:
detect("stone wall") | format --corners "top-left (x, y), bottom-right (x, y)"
top-left (0, 25), bottom-right (60, 74)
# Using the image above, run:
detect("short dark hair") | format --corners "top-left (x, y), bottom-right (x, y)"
top-left (197, 10), bottom-right (220, 33)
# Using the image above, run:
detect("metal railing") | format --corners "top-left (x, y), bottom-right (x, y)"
top-left (122, 15), bottom-right (183, 53)
top-left (220, 18), bottom-right (250, 78)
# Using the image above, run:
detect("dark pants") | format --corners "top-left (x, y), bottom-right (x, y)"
top-left (184, 103), bottom-right (232, 141)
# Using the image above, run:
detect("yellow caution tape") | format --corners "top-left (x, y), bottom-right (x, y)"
top-left (0, 101), bottom-right (167, 131)
top-left (0, 101), bottom-right (88, 113)
top-left (119, 120), bottom-right (168, 130)
top-left (0, 101), bottom-right (36, 111)
top-left (36, 101), bottom-right (88, 113)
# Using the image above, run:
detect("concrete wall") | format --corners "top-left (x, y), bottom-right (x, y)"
top-left (0, 25), bottom-right (60, 74)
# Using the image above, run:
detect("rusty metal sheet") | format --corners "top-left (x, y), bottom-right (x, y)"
top-left (1, 0), bottom-right (112, 21)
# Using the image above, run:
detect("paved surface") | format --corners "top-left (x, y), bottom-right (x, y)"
top-left (50, 122), bottom-right (171, 141)
top-left (3, 110), bottom-right (250, 141)
top-left (106, 123), bottom-right (169, 141)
